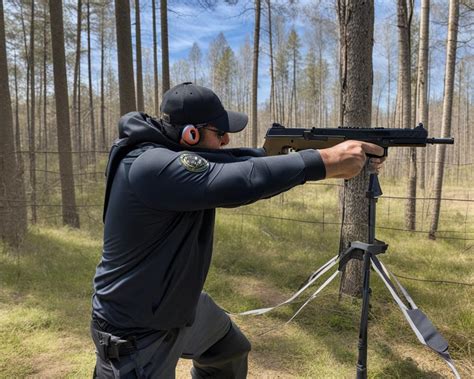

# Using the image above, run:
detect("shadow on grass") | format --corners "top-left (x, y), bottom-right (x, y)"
top-left (211, 224), bottom-right (466, 377)
top-left (0, 226), bottom-right (100, 336)
top-left (371, 340), bottom-right (445, 379)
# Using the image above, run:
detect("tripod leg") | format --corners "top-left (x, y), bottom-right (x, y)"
top-left (356, 252), bottom-right (372, 379)
top-left (371, 256), bottom-right (461, 379)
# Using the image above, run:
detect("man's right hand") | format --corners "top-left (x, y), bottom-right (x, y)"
top-left (318, 141), bottom-right (385, 179)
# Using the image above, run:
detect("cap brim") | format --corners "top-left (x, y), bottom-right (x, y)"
top-left (212, 110), bottom-right (248, 133)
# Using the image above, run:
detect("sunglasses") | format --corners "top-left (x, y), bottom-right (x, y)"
top-left (203, 127), bottom-right (227, 138)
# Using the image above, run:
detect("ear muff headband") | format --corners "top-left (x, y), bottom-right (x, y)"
top-left (180, 124), bottom-right (200, 145)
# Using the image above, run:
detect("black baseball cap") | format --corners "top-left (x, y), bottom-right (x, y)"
top-left (160, 82), bottom-right (248, 133)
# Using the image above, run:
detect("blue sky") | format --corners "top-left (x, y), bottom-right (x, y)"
top-left (87, 0), bottom-right (469, 108)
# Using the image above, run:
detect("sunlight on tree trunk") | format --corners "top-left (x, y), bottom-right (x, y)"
top-left (429, 0), bottom-right (459, 240)
top-left (337, 0), bottom-right (374, 298)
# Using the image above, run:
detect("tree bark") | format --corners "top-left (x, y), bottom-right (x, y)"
top-left (135, 0), bottom-right (144, 110)
top-left (397, 0), bottom-right (416, 231)
top-left (160, 0), bottom-right (170, 94)
top-left (87, 0), bottom-right (96, 165)
top-left (0, 0), bottom-right (27, 245)
top-left (429, 0), bottom-right (459, 239)
top-left (152, 0), bottom-right (159, 114)
top-left (29, 0), bottom-right (37, 224)
top-left (73, 0), bottom-right (82, 170)
top-left (266, 0), bottom-right (275, 121)
top-left (49, 0), bottom-right (80, 228)
top-left (100, 2), bottom-right (106, 150)
top-left (337, 0), bottom-right (374, 297)
top-left (251, 0), bottom-right (261, 148)
top-left (417, 0), bottom-right (430, 191)
top-left (115, 0), bottom-right (136, 114)
top-left (42, 1), bottom-right (49, 193)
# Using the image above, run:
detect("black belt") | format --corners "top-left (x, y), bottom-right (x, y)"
top-left (91, 322), bottom-right (137, 361)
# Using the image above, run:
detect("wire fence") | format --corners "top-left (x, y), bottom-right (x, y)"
top-left (3, 148), bottom-right (473, 244)
top-left (3, 193), bottom-right (472, 240)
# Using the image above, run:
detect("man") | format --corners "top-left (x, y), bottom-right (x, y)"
top-left (91, 82), bottom-right (384, 378)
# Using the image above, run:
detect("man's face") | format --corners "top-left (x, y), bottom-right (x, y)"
top-left (196, 125), bottom-right (230, 149)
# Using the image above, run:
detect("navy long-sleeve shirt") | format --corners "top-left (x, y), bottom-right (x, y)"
top-left (92, 113), bottom-right (326, 333)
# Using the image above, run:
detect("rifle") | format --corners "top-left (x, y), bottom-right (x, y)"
top-left (263, 123), bottom-right (454, 156)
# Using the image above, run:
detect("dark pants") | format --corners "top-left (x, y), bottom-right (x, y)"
top-left (92, 293), bottom-right (251, 378)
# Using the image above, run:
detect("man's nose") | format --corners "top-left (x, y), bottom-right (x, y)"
top-left (220, 133), bottom-right (230, 146)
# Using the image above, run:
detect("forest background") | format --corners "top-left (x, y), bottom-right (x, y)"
top-left (0, 0), bottom-right (473, 377)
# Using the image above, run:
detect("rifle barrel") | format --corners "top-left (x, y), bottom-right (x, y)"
top-left (427, 138), bottom-right (454, 144)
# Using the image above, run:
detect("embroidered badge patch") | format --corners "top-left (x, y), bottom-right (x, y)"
top-left (179, 153), bottom-right (209, 173)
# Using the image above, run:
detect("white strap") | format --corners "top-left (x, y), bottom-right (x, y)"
top-left (372, 257), bottom-right (461, 379)
top-left (230, 255), bottom-right (339, 316)
top-left (287, 270), bottom-right (340, 324)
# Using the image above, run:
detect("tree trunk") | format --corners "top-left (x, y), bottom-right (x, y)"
top-left (29, 0), bottom-right (37, 224)
top-left (160, 0), bottom-right (170, 94)
top-left (0, 0), bottom-right (27, 245)
top-left (135, 0), bottom-right (144, 110)
top-left (292, 39), bottom-right (297, 127)
top-left (251, 0), bottom-right (261, 148)
top-left (115, 0), bottom-right (136, 114)
top-left (49, 0), bottom-right (80, 228)
top-left (417, 0), bottom-right (430, 191)
top-left (100, 2), bottom-right (106, 150)
top-left (397, 0), bottom-right (416, 230)
top-left (266, 0), bottom-right (275, 121)
top-left (337, 0), bottom-right (374, 297)
top-left (152, 0), bottom-right (159, 114)
top-left (429, 0), bottom-right (459, 239)
top-left (42, 1), bottom-right (49, 194)
top-left (87, 0), bottom-right (96, 165)
top-left (73, 0), bottom-right (82, 171)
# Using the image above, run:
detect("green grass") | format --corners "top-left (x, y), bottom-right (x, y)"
top-left (0, 168), bottom-right (472, 378)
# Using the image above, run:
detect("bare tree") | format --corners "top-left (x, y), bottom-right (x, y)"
top-left (87, 0), bottom-right (96, 165)
top-left (41, 1), bottom-right (49, 193)
top-left (398, 0), bottom-right (416, 230)
top-left (0, 0), bottom-right (27, 246)
top-left (161, 0), bottom-right (170, 94)
top-left (417, 0), bottom-right (430, 191)
top-left (189, 42), bottom-right (202, 84)
top-left (28, 0), bottom-right (37, 223)
top-left (287, 27), bottom-right (300, 127)
top-left (251, 0), bottom-right (261, 147)
top-left (337, 0), bottom-right (374, 297)
top-left (429, 0), bottom-right (460, 239)
top-left (152, 0), bottom-right (159, 114)
top-left (135, 0), bottom-right (144, 110)
top-left (49, 0), bottom-right (80, 228)
top-left (72, 0), bottom-right (83, 169)
top-left (100, 0), bottom-right (106, 150)
top-left (115, 0), bottom-right (136, 114)
top-left (266, 0), bottom-right (276, 121)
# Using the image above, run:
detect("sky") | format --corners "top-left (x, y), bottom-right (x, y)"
top-left (121, 0), bottom-right (468, 107)
top-left (58, 0), bottom-right (471, 111)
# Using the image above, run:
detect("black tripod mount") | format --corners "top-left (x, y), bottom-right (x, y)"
top-left (338, 173), bottom-right (387, 379)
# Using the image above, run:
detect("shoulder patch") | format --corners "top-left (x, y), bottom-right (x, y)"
top-left (179, 152), bottom-right (209, 173)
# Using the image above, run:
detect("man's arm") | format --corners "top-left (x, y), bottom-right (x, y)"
top-left (128, 147), bottom-right (325, 211)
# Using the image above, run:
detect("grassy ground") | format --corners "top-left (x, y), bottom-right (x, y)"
top-left (0, 172), bottom-right (472, 378)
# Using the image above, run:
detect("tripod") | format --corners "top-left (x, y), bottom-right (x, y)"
top-left (236, 173), bottom-right (461, 378)
top-left (338, 173), bottom-right (387, 378)
top-left (338, 173), bottom-right (459, 378)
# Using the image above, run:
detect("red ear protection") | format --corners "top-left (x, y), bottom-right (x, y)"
top-left (180, 124), bottom-right (200, 145)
